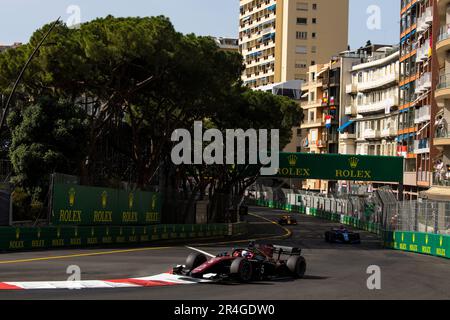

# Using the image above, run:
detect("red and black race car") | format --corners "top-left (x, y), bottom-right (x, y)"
top-left (173, 243), bottom-right (306, 283)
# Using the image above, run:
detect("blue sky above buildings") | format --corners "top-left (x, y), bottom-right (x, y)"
top-left (0, 0), bottom-right (400, 49)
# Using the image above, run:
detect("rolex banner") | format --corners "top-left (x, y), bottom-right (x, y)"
top-left (51, 183), bottom-right (161, 226)
top-left (269, 153), bottom-right (404, 183)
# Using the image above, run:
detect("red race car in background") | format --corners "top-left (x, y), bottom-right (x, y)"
top-left (173, 243), bottom-right (306, 283)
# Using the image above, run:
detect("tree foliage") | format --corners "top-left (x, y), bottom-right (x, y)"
top-left (0, 16), bottom-right (302, 222)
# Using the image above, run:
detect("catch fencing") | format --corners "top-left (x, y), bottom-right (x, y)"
top-left (393, 200), bottom-right (450, 235)
top-left (247, 184), bottom-right (398, 229)
top-left (247, 184), bottom-right (449, 259)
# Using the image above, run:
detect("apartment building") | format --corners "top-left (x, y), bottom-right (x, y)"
top-left (425, 0), bottom-right (450, 200)
top-left (213, 37), bottom-right (240, 53)
top-left (345, 47), bottom-right (400, 158)
top-left (0, 42), bottom-right (21, 52)
top-left (299, 63), bottom-right (327, 191)
top-left (299, 51), bottom-right (362, 192)
top-left (239, 0), bottom-right (349, 88)
top-left (399, 0), bottom-right (439, 199)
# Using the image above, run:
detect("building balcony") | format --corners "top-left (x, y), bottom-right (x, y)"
top-left (435, 73), bottom-right (450, 103)
top-left (414, 105), bottom-right (431, 124)
top-left (356, 96), bottom-right (399, 115)
top-left (381, 127), bottom-right (398, 138)
top-left (414, 139), bottom-right (430, 154)
top-left (301, 120), bottom-right (324, 129)
top-left (415, 72), bottom-right (432, 94)
top-left (403, 172), bottom-right (417, 186)
top-left (357, 72), bottom-right (399, 92)
top-left (437, 0), bottom-right (450, 19)
top-left (345, 105), bottom-right (357, 116)
top-left (414, 147), bottom-right (430, 155)
top-left (302, 79), bottom-right (323, 90)
top-left (339, 132), bottom-right (356, 140)
top-left (416, 42), bottom-right (431, 63)
top-left (416, 7), bottom-right (433, 34)
top-left (417, 172), bottom-right (432, 187)
top-left (434, 136), bottom-right (450, 148)
top-left (302, 99), bottom-right (322, 109)
top-left (437, 29), bottom-right (450, 65)
top-left (345, 83), bottom-right (357, 94)
top-left (433, 169), bottom-right (450, 187)
top-left (363, 129), bottom-right (381, 140)
top-left (434, 129), bottom-right (450, 148)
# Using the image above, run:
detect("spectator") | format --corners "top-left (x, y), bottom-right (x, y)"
top-left (434, 159), bottom-right (444, 185)
top-left (446, 165), bottom-right (450, 183)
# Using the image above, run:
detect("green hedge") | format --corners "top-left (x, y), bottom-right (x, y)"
top-left (255, 200), bottom-right (449, 259)
top-left (0, 223), bottom-right (247, 252)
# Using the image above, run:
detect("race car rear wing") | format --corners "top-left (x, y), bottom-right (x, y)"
top-left (273, 245), bottom-right (302, 257)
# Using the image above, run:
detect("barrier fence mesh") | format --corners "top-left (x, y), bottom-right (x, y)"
top-left (394, 200), bottom-right (450, 235)
top-left (247, 183), bottom-right (450, 236)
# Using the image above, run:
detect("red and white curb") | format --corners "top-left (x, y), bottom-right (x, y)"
top-left (0, 272), bottom-right (210, 290)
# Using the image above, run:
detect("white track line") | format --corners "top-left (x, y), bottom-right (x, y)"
top-left (185, 246), bottom-right (215, 258)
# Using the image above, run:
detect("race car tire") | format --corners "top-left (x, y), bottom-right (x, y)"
top-left (287, 256), bottom-right (306, 279)
top-left (230, 258), bottom-right (253, 282)
top-left (185, 253), bottom-right (208, 271)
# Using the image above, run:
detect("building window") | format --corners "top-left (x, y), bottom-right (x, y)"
top-left (312, 32), bottom-right (317, 39)
top-left (312, 18), bottom-right (317, 24)
top-left (297, 18), bottom-right (308, 25)
top-left (297, 2), bottom-right (308, 11)
top-left (311, 46), bottom-right (317, 53)
top-left (295, 60), bottom-right (307, 69)
top-left (296, 31), bottom-right (308, 39)
top-left (296, 45), bottom-right (307, 54)
top-left (312, 3), bottom-right (317, 10)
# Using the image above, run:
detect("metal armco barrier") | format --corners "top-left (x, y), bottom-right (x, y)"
top-left (254, 199), bottom-right (449, 259)
top-left (0, 223), bottom-right (248, 252)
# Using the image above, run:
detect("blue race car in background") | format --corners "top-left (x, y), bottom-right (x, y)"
top-left (325, 226), bottom-right (361, 244)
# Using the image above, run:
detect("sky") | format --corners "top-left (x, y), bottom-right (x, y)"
top-left (0, 0), bottom-right (400, 49)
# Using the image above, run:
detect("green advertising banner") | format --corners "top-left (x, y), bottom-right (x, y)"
top-left (52, 183), bottom-right (161, 226)
top-left (266, 153), bottom-right (404, 183)
top-left (393, 231), bottom-right (449, 259)
top-left (0, 223), bottom-right (234, 251)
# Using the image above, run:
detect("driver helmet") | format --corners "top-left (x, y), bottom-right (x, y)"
top-left (241, 250), bottom-right (250, 258)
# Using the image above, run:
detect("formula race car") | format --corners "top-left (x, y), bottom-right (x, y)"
top-left (324, 226), bottom-right (361, 244)
top-left (173, 243), bottom-right (306, 283)
top-left (278, 215), bottom-right (298, 226)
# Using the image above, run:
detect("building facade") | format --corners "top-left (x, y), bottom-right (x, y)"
top-left (300, 51), bottom-right (364, 192)
top-left (399, 0), bottom-right (439, 199)
top-left (239, 0), bottom-right (349, 88)
top-left (0, 43), bottom-right (21, 52)
top-left (349, 48), bottom-right (400, 158)
top-left (213, 37), bottom-right (240, 53)
top-left (425, 0), bottom-right (450, 200)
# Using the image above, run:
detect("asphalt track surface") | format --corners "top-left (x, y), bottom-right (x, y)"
top-left (0, 206), bottom-right (449, 300)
